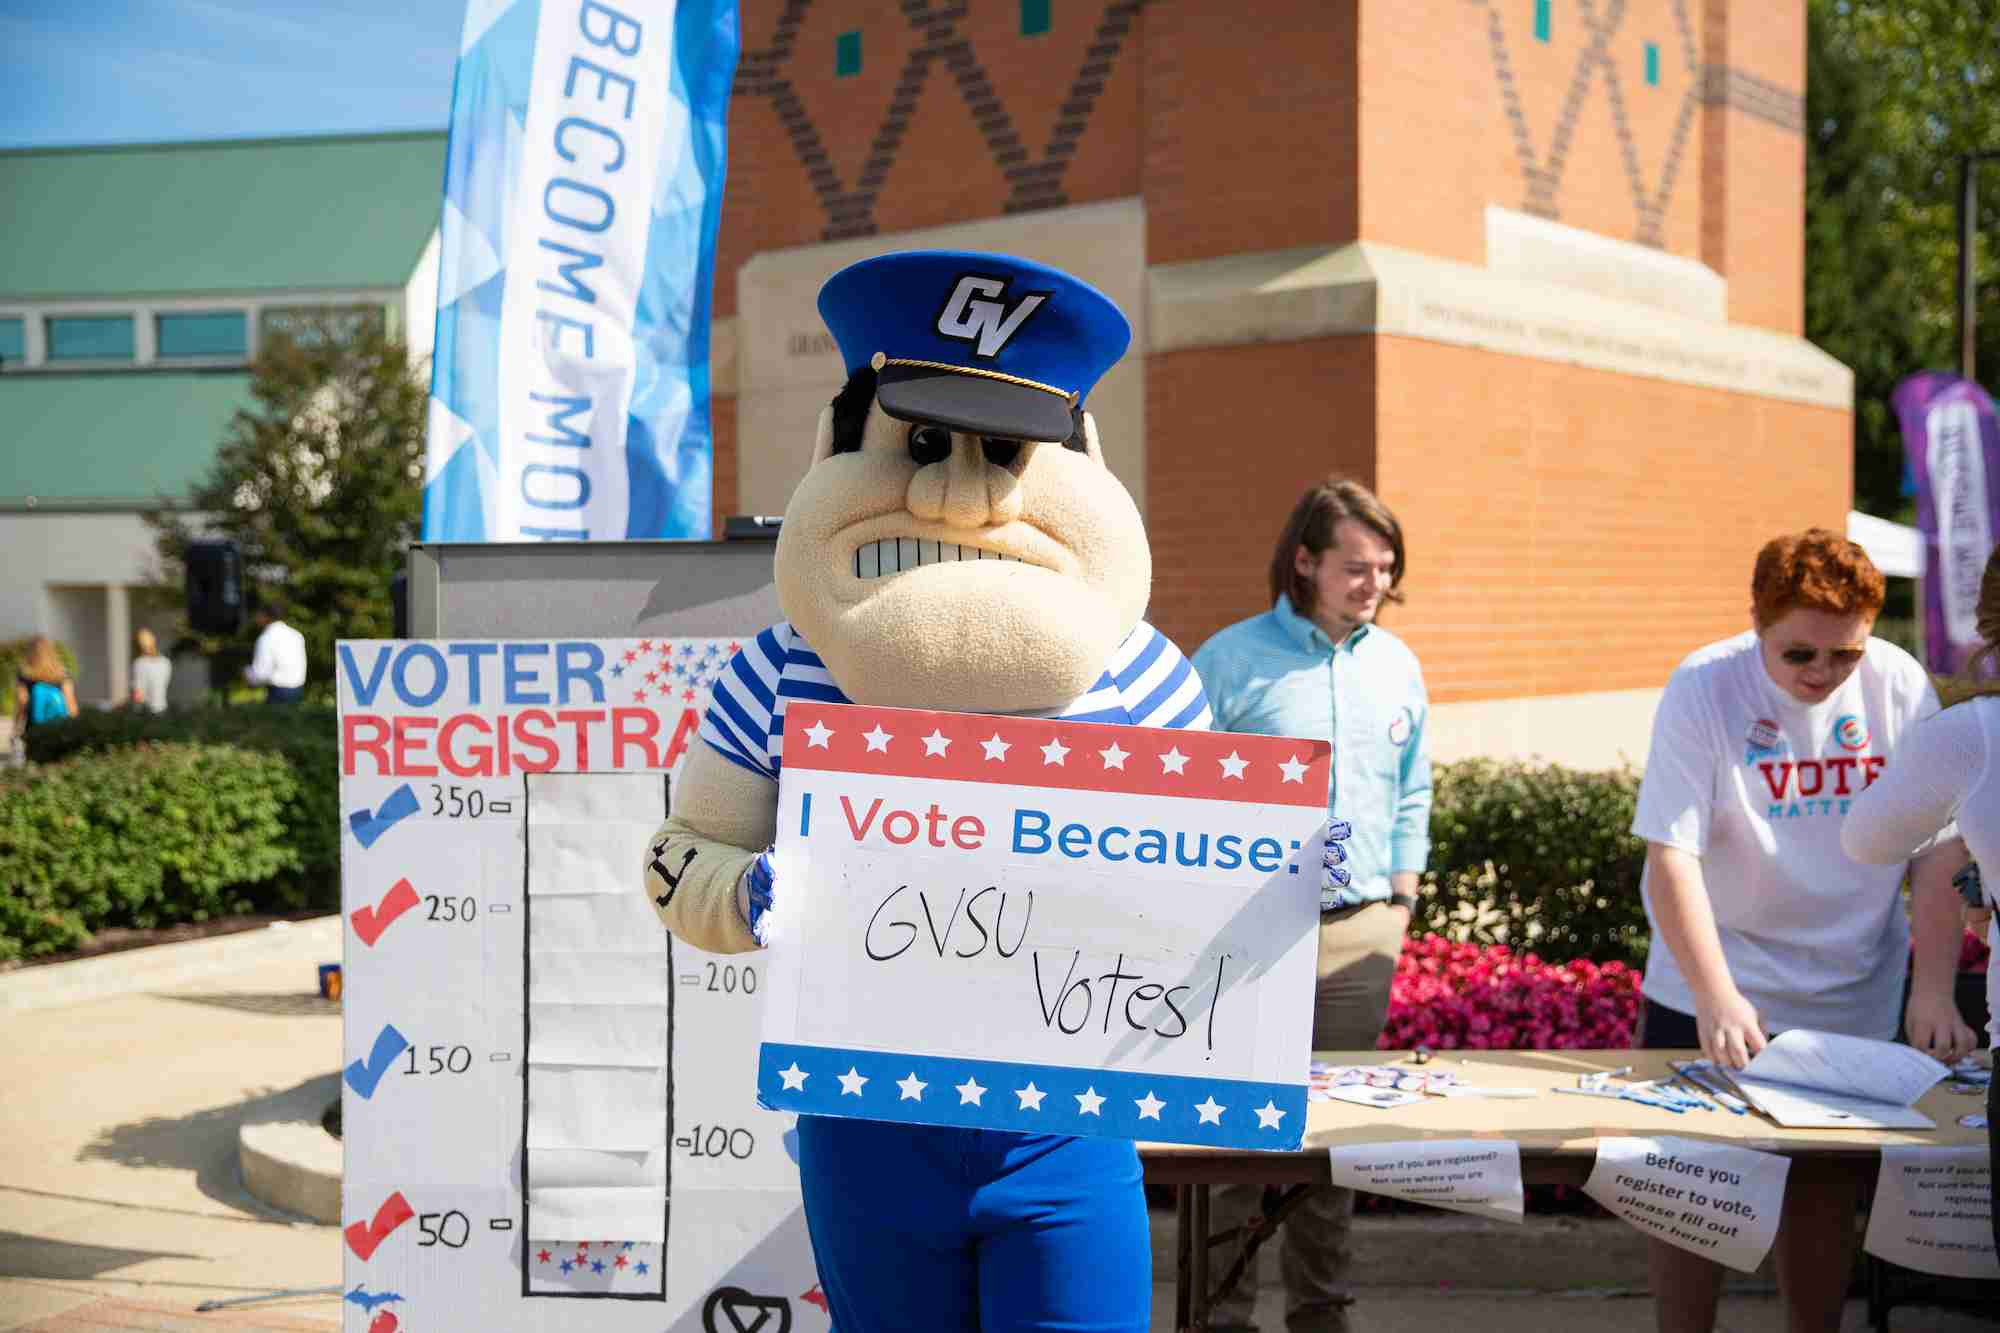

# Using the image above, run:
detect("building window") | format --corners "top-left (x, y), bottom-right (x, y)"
top-left (836, 30), bottom-right (861, 78)
top-left (1644, 41), bottom-right (1660, 86)
top-left (261, 304), bottom-right (385, 347)
top-left (1021, 0), bottom-right (1050, 36)
top-left (1533, 0), bottom-right (1551, 42)
top-left (0, 317), bottom-right (22, 366)
top-left (47, 314), bottom-right (135, 362)
top-left (157, 310), bottom-right (248, 359)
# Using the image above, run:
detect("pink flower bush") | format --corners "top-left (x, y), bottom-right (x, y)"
top-left (1964, 927), bottom-right (1992, 975)
top-left (1378, 935), bottom-right (1642, 1051)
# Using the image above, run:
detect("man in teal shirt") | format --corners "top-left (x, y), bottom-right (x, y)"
top-left (1191, 477), bottom-right (1432, 1333)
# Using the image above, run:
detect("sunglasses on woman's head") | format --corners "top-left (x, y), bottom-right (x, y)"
top-left (1779, 646), bottom-right (1865, 668)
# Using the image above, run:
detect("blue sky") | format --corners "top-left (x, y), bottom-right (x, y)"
top-left (1, 0), bottom-right (464, 149)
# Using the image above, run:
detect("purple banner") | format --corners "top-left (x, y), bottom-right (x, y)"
top-left (1894, 372), bottom-right (2000, 673)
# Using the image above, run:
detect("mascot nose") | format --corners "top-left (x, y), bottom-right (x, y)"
top-left (907, 434), bottom-right (1024, 528)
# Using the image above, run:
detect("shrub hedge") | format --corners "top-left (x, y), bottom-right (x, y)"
top-left (1418, 758), bottom-right (1650, 967)
top-left (20, 703), bottom-right (340, 908)
top-left (0, 743), bottom-right (299, 960)
top-left (2, 723), bottom-right (1656, 972)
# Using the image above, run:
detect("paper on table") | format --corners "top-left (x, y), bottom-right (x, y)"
top-left (1322, 1085), bottom-right (1426, 1110)
top-left (1863, 1145), bottom-right (2000, 1279)
top-left (1741, 1029), bottom-right (1948, 1107)
top-left (1724, 1077), bottom-right (1934, 1130)
top-left (1585, 1136), bottom-right (1789, 1273)
top-left (1327, 1139), bottom-right (1523, 1223)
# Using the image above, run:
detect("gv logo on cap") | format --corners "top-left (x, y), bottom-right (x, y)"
top-left (936, 274), bottom-right (1048, 358)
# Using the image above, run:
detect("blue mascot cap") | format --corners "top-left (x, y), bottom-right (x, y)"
top-left (817, 250), bottom-right (1132, 445)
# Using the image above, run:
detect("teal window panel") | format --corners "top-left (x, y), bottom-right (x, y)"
top-left (1021, 0), bottom-right (1050, 36)
top-left (0, 317), bottom-right (22, 364)
top-left (1644, 41), bottom-right (1660, 85)
top-left (1533, 0), bottom-right (1551, 42)
top-left (47, 314), bottom-right (135, 361)
top-left (836, 30), bottom-right (861, 77)
top-left (157, 310), bottom-right (248, 358)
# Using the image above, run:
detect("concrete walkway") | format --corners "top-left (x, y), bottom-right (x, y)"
top-left (0, 922), bottom-right (1991, 1332)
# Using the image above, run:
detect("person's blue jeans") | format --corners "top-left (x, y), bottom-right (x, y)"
top-left (265, 685), bottom-right (303, 704)
top-left (796, 1115), bottom-right (1150, 1332)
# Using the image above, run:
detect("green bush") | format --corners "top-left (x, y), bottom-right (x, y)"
top-left (1419, 758), bottom-right (1649, 967)
top-left (0, 638), bottom-right (81, 718)
top-left (21, 703), bottom-right (339, 904)
top-left (0, 743), bottom-right (300, 961)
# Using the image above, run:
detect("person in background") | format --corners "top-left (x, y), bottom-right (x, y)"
top-left (1631, 527), bottom-right (1975, 1333)
top-left (129, 628), bottom-right (170, 714)
top-left (243, 604), bottom-right (307, 704)
top-left (13, 635), bottom-right (78, 733)
top-left (1192, 477), bottom-right (1431, 1333)
top-left (1843, 541), bottom-right (2000, 1261)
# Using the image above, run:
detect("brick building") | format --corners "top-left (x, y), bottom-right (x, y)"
top-left (705, 0), bottom-right (1848, 766)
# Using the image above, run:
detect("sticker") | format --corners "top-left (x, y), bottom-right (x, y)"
top-left (1960, 1114), bottom-right (1990, 1131)
top-left (1834, 714), bottom-right (1870, 751)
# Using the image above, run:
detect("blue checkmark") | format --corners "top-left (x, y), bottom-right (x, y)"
top-left (345, 1024), bottom-right (409, 1099)
top-left (349, 784), bottom-right (420, 849)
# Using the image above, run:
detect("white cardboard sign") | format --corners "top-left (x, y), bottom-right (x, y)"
top-left (1327, 1140), bottom-right (1524, 1223)
top-left (337, 638), bottom-right (824, 1332)
top-left (758, 701), bottom-right (1331, 1150)
top-left (1864, 1146), bottom-right (2000, 1279)
top-left (1584, 1136), bottom-right (1789, 1273)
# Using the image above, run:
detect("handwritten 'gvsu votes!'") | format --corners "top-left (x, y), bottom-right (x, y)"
top-left (846, 792), bottom-right (1290, 1047)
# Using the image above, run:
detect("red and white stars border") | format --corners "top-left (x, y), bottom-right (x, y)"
top-left (782, 703), bottom-right (1330, 807)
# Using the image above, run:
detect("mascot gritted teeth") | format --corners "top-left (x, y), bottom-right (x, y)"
top-left (851, 536), bottom-right (1030, 577)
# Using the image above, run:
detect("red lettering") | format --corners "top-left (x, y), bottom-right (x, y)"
top-left (611, 707), bottom-right (663, 769)
top-left (1795, 759), bottom-right (1824, 797)
top-left (1860, 755), bottom-right (1887, 786)
top-left (883, 810), bottom-right (919, 844)
top-left (343, 715), bottom-right (391, 776)
top-left (438, 714), bottom-right (493, 778)
top-left (1757, 761), bottom-right (1793, 800)
top-left (393, 716), bottom-right (439, 776)
top-left (514, 709), bottom-right (559, 772)
top-left (923, 803), bottom-right (951, 847)
top-left (662, 708), bottom-right (699, 770)
top-left (557, 708), bottom-right (599, 769)
top-left (951, 815), bottom-right (985, 850)
top-left (1825, 755), bottom-right (1858, 796)
top-left (841, 796), bottom-right (883, 840)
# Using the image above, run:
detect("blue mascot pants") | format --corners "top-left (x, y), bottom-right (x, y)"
top-left (796, 1116), bottom-right (1151, 1332)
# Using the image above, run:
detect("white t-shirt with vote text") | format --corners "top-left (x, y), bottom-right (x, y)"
top-left (1632, 631), bottom-right (1942, 1038)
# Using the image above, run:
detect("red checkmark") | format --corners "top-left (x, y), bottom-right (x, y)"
top-left (351, 879), bottom-right (420, 947)
top-left (345, 1190), bottom-right (414, 1260)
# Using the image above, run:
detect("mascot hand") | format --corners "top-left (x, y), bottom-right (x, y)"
top-left (1318, 820), bottom-right (1354, 914)
top-left (738, 847), bottom-right (777, 945)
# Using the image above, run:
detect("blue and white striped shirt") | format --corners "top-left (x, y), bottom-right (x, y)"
top-left (701, 620), bottom-right (1212, 781)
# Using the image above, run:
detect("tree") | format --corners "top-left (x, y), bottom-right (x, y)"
top-left (152, 312), bottom-right (426, 691)
top-left (1806, 0), bottom-right (2000, 520)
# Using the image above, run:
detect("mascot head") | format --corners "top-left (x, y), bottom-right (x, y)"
top-left (775, 251), bottom-right (1150, 713)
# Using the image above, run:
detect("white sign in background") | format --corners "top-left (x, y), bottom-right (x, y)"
top-left (337, 638), bottom-right (822, 1333)
top-left (1326, 1140), bottom-right (1525, 1224)
top-left (1583, 1136), bottom-right (1790, 1274)
top-left (759, 702), bottom-right (1332, 1151)
top-left (1864, 1146), bottom-right (2000, 1279)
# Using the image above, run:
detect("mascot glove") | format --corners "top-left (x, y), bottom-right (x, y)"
top-left (1318, 820), bottom-right (1355, 914)
top-left (739, 847), bottom-right (778, 947)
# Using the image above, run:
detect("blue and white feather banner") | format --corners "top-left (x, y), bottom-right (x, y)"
top-left (424, 0), bottom-right (738, 542)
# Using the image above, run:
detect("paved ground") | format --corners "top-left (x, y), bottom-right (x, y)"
top-left (0, 927), bottom-right (1991, 1332)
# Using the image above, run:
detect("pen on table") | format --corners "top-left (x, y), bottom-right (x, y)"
top-left (1669, 1061), bottom-right (1750, 1114)
top-left (1553, 1086), bottom-right (1685, 1113)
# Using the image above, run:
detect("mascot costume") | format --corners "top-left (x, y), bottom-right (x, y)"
top-left (642, 250), bottom-right (1350, 1332)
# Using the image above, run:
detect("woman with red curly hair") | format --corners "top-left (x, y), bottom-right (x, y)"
top-left (1632, 527), bottom-right (1976, 1333)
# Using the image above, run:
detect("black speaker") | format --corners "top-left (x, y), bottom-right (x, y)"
top-left (390, 570), bottom-right (409, 640)
top-left (185, 539), bottom-right (244, 635)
